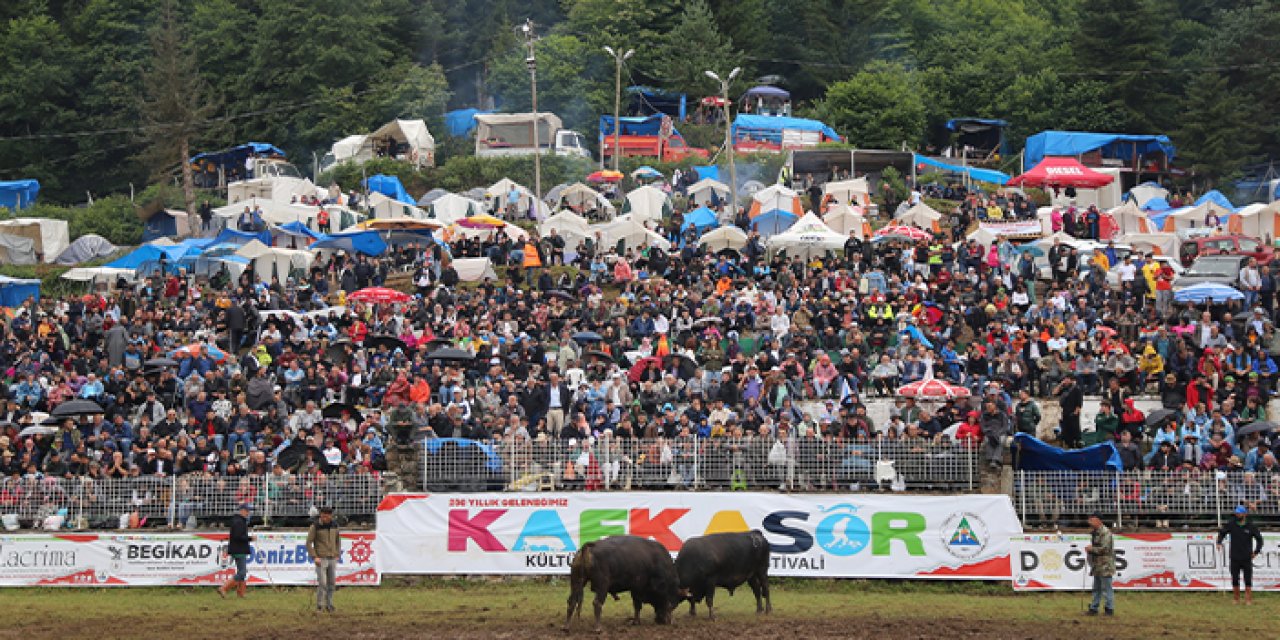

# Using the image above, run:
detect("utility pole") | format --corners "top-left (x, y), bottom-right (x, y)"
top-left (603, 46), bottom-right (634, 174)
top-left (705, 67), bottom-right (741, 223)
top-left (522, 19), bottom-right (541, 200)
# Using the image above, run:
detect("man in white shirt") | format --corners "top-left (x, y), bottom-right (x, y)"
top-left (1115, 257), bottom-right (1137, 287)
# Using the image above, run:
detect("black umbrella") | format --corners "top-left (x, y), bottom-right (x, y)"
top-left (143, 357), bottom-right (179, 368)
top-left (572, 331), bottom-right (604, 344)
top-left (584, 349), bottom-right (613, 361)
top-left (427, 348), bottom-right (475, 361)
top-left (50, 399), bottom-right (104, 417)
top-left (424, 338), bottom-right (454, 351)
top-left (1144, 408), bottom-right (1178, 428)
top-left (366, 335), bottom-right (407, 352)
top-left (545, 290), bottom-right (576, 301)
top-left (325, 338), bottom-right (353, 364)
top-left (666, 354), bottom-right (698, 380)
top-left (1236, 421), bottom-right (1276, 441)
top-left (322, 402), bottom-right (363, 419)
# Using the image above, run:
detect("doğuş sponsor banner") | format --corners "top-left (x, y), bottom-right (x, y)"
top-left (0, 532), bottom-right (379, 587)
top-left (376, 492), bottom-right (1021, 579)
top-left (1011, 532), bottom-right (1280, 591)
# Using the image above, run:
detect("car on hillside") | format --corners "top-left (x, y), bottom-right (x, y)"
top-left (1172, 254), bottom-right (1250, 290)
top-left (1177, 234), bottom-right (1274, 268)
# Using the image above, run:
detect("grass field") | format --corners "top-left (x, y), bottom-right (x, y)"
top-left (1, 578), bottom-right (1272, 639)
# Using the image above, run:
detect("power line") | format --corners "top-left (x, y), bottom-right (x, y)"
top-left (741, 54), bottom-right (1280, 78)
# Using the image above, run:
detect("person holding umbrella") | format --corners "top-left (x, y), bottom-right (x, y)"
top-left (1217, 505), bottom-right (1263, 605)
top-left (218, 503), bottom-right (255, 598)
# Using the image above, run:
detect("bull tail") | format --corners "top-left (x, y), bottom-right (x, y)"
top-left (565, 542), bottom-right (596, 628)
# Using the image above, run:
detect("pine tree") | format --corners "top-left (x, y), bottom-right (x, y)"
top-left (1073, 0), bottom-right (1173, 133)
top-left (651, 0), bottom-right (743, 98)
top-left (1175, 71), bottom-right (1256, 187)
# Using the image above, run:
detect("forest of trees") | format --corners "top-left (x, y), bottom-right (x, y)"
top-left (1, 0), bottom-right (1277, 203)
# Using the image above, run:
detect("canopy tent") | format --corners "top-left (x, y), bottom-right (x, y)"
top-left (1161, 201), bottom-right (1233, 232)
top-left (556, 183), bottom-right (615, 217)
top-left (1106, 200), bottom-right (1155, 236)
top-left (1023, 131), bottom-right (1176, 168)
top-left (1127, 182), bottom-right (1169, 208)
top-left (60, 266), bottom-right (138, 284)
top-left (912, 153), bottom-right (1010, 186)
top-left (746, 184), bottom-right (802, 236)
top-left (740, 86), bottom-right (791, 117)
top-left (593, 215), bottom-right (671, 252)
top-left (766, 212), bottom-right (846, 259)
top-left (367, 192), bottom-right (426, 220)
top-left (699, 226), bottom-right (748, 252)
top-left (1228, 201), bottom-right (1280, 240)
top-left (732, 114), bottom-right (840, 146)
top-left (368, 119), bottom-right (435, 168)
top-left (428, 193), bottom-right (484, 225)
top-left (212, 198), bottom-right (319, 227)
top-left (310, 230), bottom-right (387, 256)
top-left (417, 188), bottom-right (450, 207)
top-left (234, 240), bottom-right (315, 282)
top-left (538, 211), bottom-right (593, 246)
top-left (1122, 232), bottom-right (1178, 257)
top-left (686, 178), bottom-right (731, 208)
top-left (444, 108), bottom-right (490, 137)
top-left (451, 257), bottom-right (499, 283)
top-left (945, 118), bottom-right (1009, 157)
top-left (822, 177), bottom-right (872, 206)
top-left (0, 275), bottom-right (40, 307)
top-left (1008, 156), bottom-right (1115, 189)
top-left (625, 85), bottom-right (688, 121)
top-left (105, 240), bottom-right (206, 271)
top-left (680, 207), bottom-right (719, 234)
top-left (895, 202), bottom-right (943, 231)
top-left (823, 203), bottom-right (869, 238)
top-left (53, 234), bottom-right (117, 266)
top-left (0, 233), bottom-right (36, 265)
top-left (225, 173), bottom-right (321, 205)
top-left (0, 179), bottom-right (39, 210)
top-left (0, 218), bottom-right (69, 263)
top-left (486, 178), bottom-right (550, 220)
top-left (364, 174), bottom-right (413, 204)
top-left (620, 185), bottom-right (672, 223)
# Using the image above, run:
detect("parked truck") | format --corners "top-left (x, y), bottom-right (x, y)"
top-left (473, 113), bottom-right (591, 159)
top-left (599, 115), bottom-right (709, 162)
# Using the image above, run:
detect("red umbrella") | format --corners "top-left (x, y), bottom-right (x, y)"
top-left (1008, 157), bottom-right (1115, 189)
top-left (897, 377), bottom-right (971, 400)
top-left (347, 287), bottom-right (411, 304)
top-left (874, 225), bottom-right (932, 242)
top-left (627, 356), bottom-right (663, 383)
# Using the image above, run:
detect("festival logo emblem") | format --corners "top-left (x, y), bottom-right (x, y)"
top-left (940, 512), bottom-right (987, 559)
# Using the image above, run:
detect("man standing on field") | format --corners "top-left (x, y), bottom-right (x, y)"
top-left (1217, 505), bottom-right (1263, 605)
top-left (1085, 513), bottom-right (1115, 616)
top-left (307, 506), bottom-right (341, 612)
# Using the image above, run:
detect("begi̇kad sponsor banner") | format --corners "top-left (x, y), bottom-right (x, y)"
top-left (1011, 532), bottom-right (1280, 591)
top-left (376, 493), bottom-right (1021, 579)
top-left (0, 532), bottom-right (379, 587)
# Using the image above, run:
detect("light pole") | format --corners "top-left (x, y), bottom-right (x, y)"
top-left (603, 46), bottom-right (634, 173)
top-left (705, 67), bottom-right (741, 223)
top-left (521, 19), bottom-right (541, 200)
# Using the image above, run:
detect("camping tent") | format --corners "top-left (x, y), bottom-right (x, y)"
top-left (1163, 201), bottom-right (1233, 232)
top-left (452, 257), bottom-right (499, 283)
top-left (368, 192), bottom-right (426, 219)
top-left (896, 202), bottom-right (943, 231)
top-left (487, 178), bottom-right (550, 220)
top-left (556, 183), bottom-right (615, 217)
top-left (824, 204), bottom-right (868, 238)
top-left (429, 193), bottom-right (483, 225)
top-left (1123, 232), bottom-right (1179, 257)
top-left (686, 178), bottom-right (731, 208)
top-left (368, 119), bottom-right (435, 168)
top-left (766, 212), bottom-right (846, 259)
top-left (139, 208), bottom-right (193, 241)
top-left (235, 240), bottom-right (315, 282)
top-left (538, 211), bottom-right (593, 247)
top-left (417, 188), bottom-right (450, 207)
top-left (621, 185), bottom-right (672, 223)
top-left (1195, 190), bottom-right (1236, 212)
top-left (0, 275), bottom-right (40, 307)
top-left (53, 234), bottom-right (117, 266)
top-left (594, 215), bottom-right (671, 252)
top-left (1107, 200), bottom-right (1155, 236)
top-left (0, 180), bottom-right (39, 210)
top-left (364, 174), bottom-right (413, 204)
top-left (310, 231), bottom-right (388, 256)
top-left (0, 218), bottom-right (69, 263)
top-left (822, 177), bottom-right (872, 206)
top-left (747, 185), bottom-right (803, 236)
top-left (1228, 201), bottom-right (1280, 240)
top-left (1127, 182), bottom-right (1169, 208)
top-left (213, 199), bottom-right (320, 227)
top-left (680, 207), bottom-right (719, 234)
top-left (0, 233), bottom-right (36, 265)
top-left (699, 226), bottom-right (748, 252)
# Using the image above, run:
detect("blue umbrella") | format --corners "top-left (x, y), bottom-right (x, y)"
top-left (1173, 283), bottom-right (1245, 304)
top-left (1014, 244), bottom-right (1045, 257)
top-left (632, 166), bottom-right (663, 180)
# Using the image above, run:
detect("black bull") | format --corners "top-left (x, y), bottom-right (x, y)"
top-left (564, 536), bottom-right (682, 632)
top-left (675, 530), bottom-right (772, 620)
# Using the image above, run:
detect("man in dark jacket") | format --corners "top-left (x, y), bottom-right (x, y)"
top-left (307, 506), bottom-right (341, 612)
top-left (1217, 505), bottom-right (1264, 605)
top-left (1056, 377), bottom-right (1083, 448)
top-left (219, 503), bottom-right (255, 598)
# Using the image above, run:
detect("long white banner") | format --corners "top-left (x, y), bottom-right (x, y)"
top-left (1011, 532), bottom-right (1280, 591)
top-left (376, 492), bottom-right (1021, 579)
top-left (0, 532), bottom-right (379, 587)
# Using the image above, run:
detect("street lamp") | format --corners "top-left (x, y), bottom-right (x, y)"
top-left (521, 19), bottom-right (541, 200)
top-left (603, 46), bottom-right (634, 173)
top-left (705, 67), bottom-right (741, 223)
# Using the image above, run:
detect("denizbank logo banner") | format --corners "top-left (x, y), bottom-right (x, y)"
top-left (376, 493), bottom-right (1022, 579)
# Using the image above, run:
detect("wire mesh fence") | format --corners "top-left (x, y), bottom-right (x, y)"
top-left (1014, 469), bottom-right (1280, 529)
top-left (0, 473), bottom-right (384, 531)
top-left (423, 436), bottom-right (981, 493)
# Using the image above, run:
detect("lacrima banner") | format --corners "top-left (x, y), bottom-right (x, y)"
top-left (0, 532), bottom-right (379, 587)
top-left (376, 493), bottom-right (1022, 579)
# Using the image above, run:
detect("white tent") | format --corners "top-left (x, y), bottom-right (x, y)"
top-left (213, 198), bottom-right (320, 226)
top-left (823, 177), bottom-right (871, 206)
top-left (448, 222), bottom-right (530, 244)
top-left (687, 178), bottom-right (731, 208)
top-left (1128, 183), bottom-right (1169, 208)
top-left (539, 210), bottom-right (593, 245)
top-left (621, 185), bottom-right (672, 223)
top-left (429, 193), bottom-right (484, 225)
top-left (368, 119), bottom-right (436, 168)
top-left (593, 215), bottom-right (671, 252)
top-left (452, 257), bottom-right (499, 283)
top-left (54, 234), bottom-right (117, 265)
top-left (1166, 201), bottom-right (1233, 231)
top-left (60, 266), bottom-right (138, 284)
top-left (235, 240), bottom-right (315, 283)
top-left (699, 226), bottom-right (748, 252)
top-left (766, 212), bottom-right (847, 259)
top-left (1123, 232), bottom-right (1179, 258)
top-left (1107, 200), bottom-right (1155, 235)
top-left (1228, 201), bottom-right (1280, 240)
top-left (556, 183), bottom-right (615, 218)
top-left (329, 134), bottom-right (369, 166)
top-left (487, 178), bottom-right (551, 220)
top-left (0, 232), bottom-right (36, 265)
top-left (0, 218), bottom-right (69, 263)
top-left (226, 176), bottom-right (323, 204)
top-left (367, 192), bottom-right (426, 219)
top-left (896, 202), bottom-right (943, 230)
top-left (967, 226), bottom-right (998, 249)
top-left (823, 203), bottom-right (867, 238)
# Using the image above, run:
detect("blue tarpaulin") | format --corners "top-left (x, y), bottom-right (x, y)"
top-left (599, 115), bottom-right (687, 143)
top-left (310, 230), bottom-right (387, 256)
top-left (749, 210), bottom-right (797, 236)
top-left (694, 166), bottom-right (720, 181)
top-left (626, 86), bottom-right (687, 122)
top-left (1013, 434), bottom-right (1122, 471)
top-left (732, 114), bottom-right (841, 144)
top-left (363, 174), bottom-right (413, 205)
top-left (1142, 197), bottom-right (1172, 212)
top-left (680, 207), bottom-right (719, 234)
top-left (444, 108), bottom-right (490, 137)
top-left (1024, 131), bottom-right (1175, 168)
top-left (106, 241), bottom-right (207, 270)
top-left (913, 154), bottom-right (1010, 185)
top-left (1195, 189), bottom-right (1236, 212)
top-left (189, 142), bottom-right (285, 167)
top-left (424, 437), bottom-right (502, 472)
top-left (211, 228), bottom-right (270, 248)
top-left (274, 221), bottom-right (320, 240)
top-left (0, 179), bottom-right (39, 210)
top-left (0, 275), bottom-right (39, 307)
